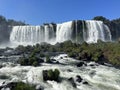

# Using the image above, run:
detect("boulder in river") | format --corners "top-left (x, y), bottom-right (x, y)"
top-left (68, 77), bottom-right (76, 88)
top-left (77, 62), bottom-right (87, 67)
top-left (75, 75), bottom-right (83, 83)
top-left (42, 69), bottom-right (60, 82)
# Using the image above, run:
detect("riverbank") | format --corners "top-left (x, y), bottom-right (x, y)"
top-left (0, 54), bottom-right (120, 90)
top-left (0, 41), bottom-right (120, 90)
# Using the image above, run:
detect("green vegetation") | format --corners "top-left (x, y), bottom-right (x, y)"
top-left (54, 69), bottom-right (60, 80)
top-left (12, 82), bottom-right (35, 90)
top-left (45, 55), bottom-right (51, 63)
top-left (43, 69), bottom-right (60, 81)
top-left (19, 52), bottom-right (44, 66)
top-left (17, 40), bottom-right (120, 66)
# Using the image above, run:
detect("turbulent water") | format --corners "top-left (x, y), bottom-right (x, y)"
top-left (85, 20), bottom-right (112, 43)
top-left (10, 20), bottom-right (112, 45)
top-left (10, 25), bottom-right (56, 45)
top-left (0, 54), bottom-right (120, 90)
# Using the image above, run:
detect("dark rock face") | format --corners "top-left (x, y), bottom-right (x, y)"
top-left (83, 81), bottom-right (89, 85)
top-left (68, 77), bottom-right (76, 88)
top-left (0, 25), bottom-right (10, 43)
top-left (38, 58), bottom-right (44, 63)
top-left (0, 15), bottom-right (26, 43)
top-left (75, 75), bottom-right (83, 83)
top-left (67, 75), bottom-right (89, 88)
top-left (43, 70), bottom-right (49, 81)
top-left (36, 85), bottom-right (44, 90)
top-left (77, 62), bottom-right (87, 67)
top-left (49, 59), bottom-right (59, 64)
top-left (0, 82), bottom-right (18, 90)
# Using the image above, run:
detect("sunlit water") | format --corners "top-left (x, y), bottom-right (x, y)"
top-left (10, 20), bottom-right (112, 45)
top-left (0, 54), bottom-right (120, 90)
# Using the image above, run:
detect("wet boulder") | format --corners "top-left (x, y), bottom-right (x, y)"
top-left (0, 82), bottom-right (18, 90)
top-left (50, 59), bottom-right (59, 64)
top-left (68, 77), bottom-right (76, 88)
top-left (36, 85), bottom-right (44, 90)
top-left (83, 81), bottom-right (89, 85)
top-left (75, 75), bottom-right (83, 83)
top-left (77, 62), bottom-right (87, 67)
top-left (67, 69), bottom-right (73, 72)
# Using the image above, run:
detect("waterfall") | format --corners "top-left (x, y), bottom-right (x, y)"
top-left (103, 25), bottom-right (112, 41)
top-left (75, 20), bottom-right (78, 43)
top-left (82, 21), bottom-right (87, 41)
top-left (84, 20), bottom-right (111, 43)
top-left (10, 25), bottom-right (56, 45)
top-left (10, 20), bottom-right (112, 45)
top-left (56, 21), bottom-right (73, 43)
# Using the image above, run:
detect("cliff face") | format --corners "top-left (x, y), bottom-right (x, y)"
top-left (0, 15), bottom-right (26, 43)
top-left (10, 20), bottom-right (111, 45)
top-left (0, 25), bottom-right (11, 43)
top-left (0, 15), bottom-right (120, 43)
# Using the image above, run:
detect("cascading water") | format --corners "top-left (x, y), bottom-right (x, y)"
top-left (10, 20), bottom-right (112, 45)
top-left (0, 54), bottom-right (120, 90)
top-left (84, 20), bottom-right (111, 43)
top-left (10, 25), bottom-right (56, 45)
top-left (75, 20), bottom-right (78, 43)
top-left (56, 21), bottom-right (73, 43)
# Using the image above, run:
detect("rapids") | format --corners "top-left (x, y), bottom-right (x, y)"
top-left (0, 54), bottom-right (120, 90)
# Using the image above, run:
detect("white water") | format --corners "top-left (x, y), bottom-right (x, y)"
top-left (0, 54), bottom-right (120, 90)
top-left (10, 20), bottom-right (112, 45)
top-left (10, 25), bottom-right (55, 45)
top-left (56, 21), bottom-right (73, 43)
top-left (85, 20), bottom-right (111, 43)
top-left (56, 21), bottom-right (72, 42)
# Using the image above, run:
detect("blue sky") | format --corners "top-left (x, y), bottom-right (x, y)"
top-left (0, 0), bottom-right (120, 25)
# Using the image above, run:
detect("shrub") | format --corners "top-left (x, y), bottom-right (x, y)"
top-left (19, 58), bottom-right (29, 66)
top-left (46, 55), bottom-right (51, 63)
top-left (48, 69), bottom-right (54, 80)
top-left (32, 61), bottom-right (39, 67)
top-left (12, 82), bottom-right (35, 90)
top-left (43, 69), bottom-right (60, 82)
top-left (54, 69), bottom-right (60, 81)
top-left (19, 55), bottom-right (40, 66)
top-left (68, 52), bottom-right (76, 58)
top-left (40, 53), bottom-right (45, 57)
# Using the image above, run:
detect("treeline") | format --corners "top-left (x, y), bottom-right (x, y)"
top-left (0, 15), bottom-right (26, 42)
top-left (93, 16), bottom-right (120, 40)
top-left (0, 15), bottom-right (26, 26)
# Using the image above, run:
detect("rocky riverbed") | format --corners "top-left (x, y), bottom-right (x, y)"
top-left (0, 50), bottom-right (120, 90)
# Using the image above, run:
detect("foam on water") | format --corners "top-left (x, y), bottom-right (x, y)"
top-left (10, 20), bottom-right (112, 45)
top-left (0, 54), bottom-right (120, 90)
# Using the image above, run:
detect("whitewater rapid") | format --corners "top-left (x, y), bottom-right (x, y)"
top-left (10, 20), bottom-right (112, 45)
top-left (0, 54), bottom-right (120, 90)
